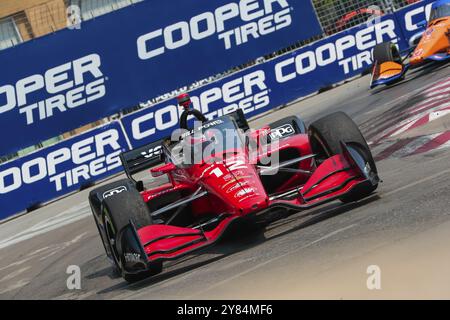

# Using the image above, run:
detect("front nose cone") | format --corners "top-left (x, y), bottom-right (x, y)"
top-left (410, 51), bottom-right (424, 65)
top-left (238, 195), bottom-right (269, 216)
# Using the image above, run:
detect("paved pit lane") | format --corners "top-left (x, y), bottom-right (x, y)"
top-left (0, 63), bottom-right (449, 299)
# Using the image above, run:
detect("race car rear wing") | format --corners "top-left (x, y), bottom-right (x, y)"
top-left (120, 139), bottom-right (165, 181)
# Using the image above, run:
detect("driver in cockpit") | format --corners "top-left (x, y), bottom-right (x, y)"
top-left (177, 93), bottom-right (207, 130)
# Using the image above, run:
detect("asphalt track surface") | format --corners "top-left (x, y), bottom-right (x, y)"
top-left (0, 63), bottom-right (449, 300)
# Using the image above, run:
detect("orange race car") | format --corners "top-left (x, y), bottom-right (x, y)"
top-left (370, 0), bottom-right (450, 89)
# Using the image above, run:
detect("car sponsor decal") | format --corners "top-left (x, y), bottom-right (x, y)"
top-left (269, 124), bottom-right (295, 140)
top-left (102, 186), bottom-right (127, 199)
top-left (226, 181), bottom-right (250, 193)
top-left (235, 187), bottom-right (255, 198)
top-left (124, 253), bottom-right (141, 263)
top-left (221, 176), bottom-right (252, 189)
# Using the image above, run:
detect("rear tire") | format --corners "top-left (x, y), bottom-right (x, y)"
top-left (308, 112), bottom-right (378, 203)
top-left (101, 183), bottom-right (162, 282)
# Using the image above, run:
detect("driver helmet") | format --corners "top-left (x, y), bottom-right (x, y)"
top-left (177, 93), bottom-right (192, 110)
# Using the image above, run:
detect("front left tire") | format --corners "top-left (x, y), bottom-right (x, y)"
top-left (90, 179), bottom-right (162, 282)
top-left (308, 112), bottom-right (379, 203)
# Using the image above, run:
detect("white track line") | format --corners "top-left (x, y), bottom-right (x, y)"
top-left (372, 102), bottom-right (450, 141)
top-left (383, 76), bottom-right (450, 108)
top-left (390, 134), bottom-right (440, 158)
top-left (0, 204), bottom-right (91, 250)
top-left (0, 279), bottom-right (31, 296)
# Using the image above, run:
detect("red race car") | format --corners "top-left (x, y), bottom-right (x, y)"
top-left (89, 105), bottom-right (380, 282)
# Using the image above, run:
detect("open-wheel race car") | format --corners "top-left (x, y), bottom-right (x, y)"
top-left (370, 0), bottom-right (450, 89)
top-left (89, 103), bottom-right (380, 282)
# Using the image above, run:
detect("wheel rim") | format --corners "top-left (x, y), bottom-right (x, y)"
top-left (94, 216), bottom-right (113, 261)
top-left (104, 213), bottom-right (121, 269)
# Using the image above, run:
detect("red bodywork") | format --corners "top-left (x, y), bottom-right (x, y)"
top-left (134, 129), bottom-right (371, 263)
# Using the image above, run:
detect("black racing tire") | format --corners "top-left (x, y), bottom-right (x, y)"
top-left (88, 179), bottom-right (135, 217)
top-left (101, 184), bottom-right (162, 282)
top-left (89, 179), bottom-right (137, 262)
top-left (373, 42), bottom-right (402, 64)
top-left (308, 112), bottom-right (378, 203)
top-left (92, 214), bottom-right (113, 264)
top-left (102, 184), bottom-right (152, 231)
